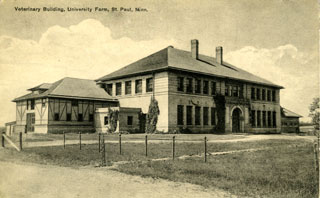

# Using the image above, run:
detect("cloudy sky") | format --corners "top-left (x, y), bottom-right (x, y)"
top-left (0, 0), bottom-right (318, 125)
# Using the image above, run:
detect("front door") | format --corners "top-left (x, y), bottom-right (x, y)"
top-left (26, 113), bottom-right (35, 132)
top-left (232, 108), bottom-right (241, 133)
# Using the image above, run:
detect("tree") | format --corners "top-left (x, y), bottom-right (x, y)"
top-left (145, 97), bottom-right (160, 133)
top-left (108, 108), bottom-right (119, 133)
top-left (309, 97), bottom-right (320, 130)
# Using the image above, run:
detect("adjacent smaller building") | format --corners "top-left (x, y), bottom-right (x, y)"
top-left (281, 107), bottom-right (302, 133)
top-left (13, 77), bottom-right (118, 134)
top-left (95, 107), bottom-right (142, 133)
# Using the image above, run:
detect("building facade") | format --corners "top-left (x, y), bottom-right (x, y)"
top-left (95, 107), bottom-right (142, 133)
top-left (13, 77), bottom-right (118, 134)
top-left (96, 40), bottom-right (283, 133)
top-left (281, 107), bottom-right (301, 133)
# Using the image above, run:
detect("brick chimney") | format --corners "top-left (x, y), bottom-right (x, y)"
top-left (216, 46), bottom-right (223, 64)
top-left (191, 39), bottom-right (199, 59)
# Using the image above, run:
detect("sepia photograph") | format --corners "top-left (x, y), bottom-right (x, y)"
top-left (0, 0), bottom-right (319, 197)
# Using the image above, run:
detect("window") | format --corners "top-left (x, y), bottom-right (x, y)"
top-left (177, 105), bottom-right (184, 125)
top-left (211, 81), bottom-right (216, 95)
top-left (127, 116), bottom-right (133, 125)
top-left (106, 84), bottom-right (113, 96)
top-left (72, 100), bottom-right (78, 106)
top-left (225, 86), bottom-right (229, 96)
top-left (232, 86), bottom-right (239, 97)
top-left (195, 79), bottom-right (201, 94)
top-left (116, 82), bottom-right (122, 96)
top-left (239, 86), bottom-right (243, 98)
top-left (104, 116), bottom-right (109, 125)
top-left (262, 89), bottom-right (266, 100)
top-left (89, 114), bottom-right (94, 122)
top-left (27, 100), bottom-right (35, 110)
top-left (67, 113), bottom-right (72, 121)
top-left (203, 81), bottom-right (209, 94)
top-left (272, 90), bottom-right (276, 102)
top-left (41, 99), bottom-right (46, 107)
top-left (203, 107), bottom-right (208, 125)
top-left (78, 114), bottom-right (83, 122)
top-left (186, 78), bottom-right (193, 93)
top-left (256, 88), bottom-right (261, 100)
top-left (195, 106), bottom-right (201, 125)
top-left (267, 90), bottom-right (271, 101)
top-left (31, 100), bottom-right (35, 110)
top-left (251, 88), bottom-right (255, 100)
top-left (146, 78), bottom-right (153, 92)
top-left (273, 111), bottom-right (277, 127)
top-left (187, 106), bottom-right (192, 125)
top-left (177, 77), bottom-right (184, 92)
top-left (251, 110), bottom-right (256, 127)
top-left (257, 110), bottom-right (261, 127)
top-left (125, 81), bottom-right (132, 95)
top-left (54, 113), bottom-right (59, 121)
top-left (135, 79), bottom-right (142, 94)
top-left (211, 108), bottom-right (216, 125)
top-left (267, 111), bottom-right (271, 127)
top-left (262, 111), bottom-right (266, 127)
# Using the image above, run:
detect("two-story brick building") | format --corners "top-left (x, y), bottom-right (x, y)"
top-left (96, 40), bottom-right (283, 133)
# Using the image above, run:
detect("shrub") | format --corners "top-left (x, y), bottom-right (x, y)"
top-left (145, 97), bottom-right (160, 133)
top-left (108, 108), bottom-right (119, 133)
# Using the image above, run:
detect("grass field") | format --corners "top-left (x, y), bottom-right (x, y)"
top-left (115, 145), bottom-right (317, 198)
top-left (0, 138), bottom-right (311, 166)
top-left (0, 137), bottom-right (316, 197)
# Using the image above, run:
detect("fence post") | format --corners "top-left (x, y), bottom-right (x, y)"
top-left (317, 134), bottom-right (320, 198)
top-left (145, 135), bottom-right (148, 157)
top-left (79, 132), bottom-right (81, 150)
top-left (19, 132), bottom-right (22, 151)
top-left (119, 133), bottom-right (122, 155)
top-left (172, 136), bottom-right (175, 160)
top-left (314, 143), bottom-right (319, 172)
top-left (2, 132), bottom-right (5, 148)
top-left (98, 133), bottom-right (101, 153)
top-left (63, 132), bottom-right (65, 149)
top-left (101, 134), bottom-right (106, 166)
top-left (204, 136), bottom-right (207, 163)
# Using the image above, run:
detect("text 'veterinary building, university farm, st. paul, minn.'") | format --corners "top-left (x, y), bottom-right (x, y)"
top-left (12, 40), bottom-right (297, 134)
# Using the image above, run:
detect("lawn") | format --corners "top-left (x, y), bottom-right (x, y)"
top-left (0, 138), bottom-right (310, 166)
top-left (0, 138), bottom-right (316, 197)
top-left (115, 144), bottom-right (317, 198)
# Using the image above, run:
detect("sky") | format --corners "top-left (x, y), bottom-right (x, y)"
top-left (0, 0), bottom-right (319, 126)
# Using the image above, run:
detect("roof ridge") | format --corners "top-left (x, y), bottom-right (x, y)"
top-left (96, 46), bottom-right (170, 82)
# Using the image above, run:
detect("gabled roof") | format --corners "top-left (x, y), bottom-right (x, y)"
top-left (13, 77), bottom-right (116, 102)
top-left (281, 107), bottom-right (302, 118)
top-left (27, 83), bottom-right (52, 91)
top-left (96, 46), bottom-right (283, 88)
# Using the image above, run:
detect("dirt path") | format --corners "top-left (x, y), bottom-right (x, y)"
top-left (0, 161), bottom-right (235, 198)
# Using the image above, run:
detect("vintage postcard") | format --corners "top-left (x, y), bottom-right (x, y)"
top-left (0, 0), bottom-right (319, 197)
